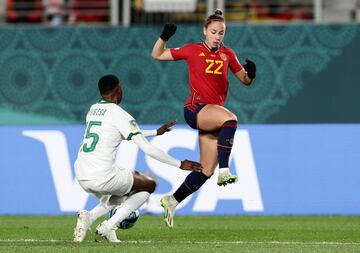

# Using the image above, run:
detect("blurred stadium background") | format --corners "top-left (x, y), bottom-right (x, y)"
top-left (0, 0), bottom-right (360, 249)
top-left (0, 0), bottom-right (360, 252)
top-left (0, 0), bottom-right (359, 125)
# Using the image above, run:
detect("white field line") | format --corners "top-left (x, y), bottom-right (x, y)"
top-left (0, 239), bottom-right (360, 246)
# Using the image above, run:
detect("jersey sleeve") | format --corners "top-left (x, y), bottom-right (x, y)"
top-left (170, 44), bottom-right (191, 61)
top-left (228, 49), bottom-right (243, 74)
top-left (141, 129), bottom-right (157, 137)
top-left (112, 107), bottom-right (141, 140)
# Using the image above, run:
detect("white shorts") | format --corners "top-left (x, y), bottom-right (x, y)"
top-left (78, 166), bottom-right (134, 199)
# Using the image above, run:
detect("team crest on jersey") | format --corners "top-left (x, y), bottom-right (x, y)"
top-left (219, 53), bottom-right (228, 61)
top-left (129, 120), bottom-right (139, 131)
top-left (198, 52), bottom-right (205, 57)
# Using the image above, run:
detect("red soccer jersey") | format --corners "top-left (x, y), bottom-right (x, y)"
top-left (170, 42), bottom-right (243, 106)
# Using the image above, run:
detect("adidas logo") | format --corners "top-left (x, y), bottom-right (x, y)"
top-left (198, 52), bottom-right (205, 57)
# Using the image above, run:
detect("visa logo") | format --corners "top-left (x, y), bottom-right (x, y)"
top-left (23, 128), bottom-right (264, 213)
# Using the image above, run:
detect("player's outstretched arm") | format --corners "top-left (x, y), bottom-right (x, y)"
top-left (156, 120), bottom-right (177, 135)
top-left (151, 24), bottom-right (177, 61)
top-left (132, 134), bottom-right (202, 171)
top-left (141, 120), bottom-right (177, 137)
top-left (180, 160), bottom-right (202, 171)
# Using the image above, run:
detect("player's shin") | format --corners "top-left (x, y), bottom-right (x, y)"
top-left (217, 120), bottom-right (237, 168)
top-left (89, 195), bottom-right (125, 223)
top-left (217, 120), bottom-right (238, 185)
top-left (89, 203), bottom-right (113, 223)
top-left (173, 171), bottom-right (210, 203)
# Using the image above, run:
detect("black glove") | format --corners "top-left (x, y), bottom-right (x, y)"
top-left (160, 23), bottom-right (177, 41)
top-left (243, 58), bottom-right (256, 79)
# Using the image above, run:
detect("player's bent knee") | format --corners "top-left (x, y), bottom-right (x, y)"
top-left (147, 179), bottom-right (157, 193)
top-left (142, 176), bottom-right (157, 193)
top-left (132, 172), bottom-right (157, 193)
top-left (219, 113), bottom-right (237, 127)
top-left (225, 112), bottom-right (237, 122)
top-left (143, 173), bottom-right (157, 193)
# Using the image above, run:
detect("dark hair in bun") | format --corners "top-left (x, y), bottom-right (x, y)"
top-left (214, 9), bottom-right (223, 16)
top-left (204, 8), bottom-right (225, 28)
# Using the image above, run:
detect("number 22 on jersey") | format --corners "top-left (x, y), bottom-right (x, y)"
top-left (205, 59), bottom-right (223, 75)
top-left (82, 121), bottom-right (102, 152)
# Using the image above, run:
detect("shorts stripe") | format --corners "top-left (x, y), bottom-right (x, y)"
top-left (222, 121), bottom-right (237, 128)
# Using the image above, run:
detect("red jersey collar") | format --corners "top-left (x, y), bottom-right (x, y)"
top-left (202, 41), bottom-right (223, 53)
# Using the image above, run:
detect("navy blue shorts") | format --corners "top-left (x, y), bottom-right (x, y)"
top-left (183, 103), bottom-right (207, 130)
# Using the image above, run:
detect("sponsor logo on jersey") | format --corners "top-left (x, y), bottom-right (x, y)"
top-left (198, 52), bottom-right (205, 57)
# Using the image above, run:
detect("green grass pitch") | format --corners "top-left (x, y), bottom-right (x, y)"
top-left (1, 215), bottom-right (360, 252)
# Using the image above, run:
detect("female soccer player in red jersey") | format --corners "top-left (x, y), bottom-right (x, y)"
top-left (152, 9), bottom-right (256, 228)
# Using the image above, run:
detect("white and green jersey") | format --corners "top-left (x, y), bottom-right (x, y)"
top-left (75, 100), bottom-right (141, 180)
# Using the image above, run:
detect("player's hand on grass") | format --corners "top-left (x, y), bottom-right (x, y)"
top-left (160, 23), bottom-right (177, 41)
top-left (157, 120), bottom-right (177, 135)
top-left (180, 160), bottom-right (202, 171)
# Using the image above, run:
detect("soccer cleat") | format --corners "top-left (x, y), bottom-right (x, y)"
top-left (160, 195), bottom-right (177, 228)
top-left (73, 210), bottom-right (92, 242)
top-left (95, 221), bottom-right (121, 243)
top-left (217, 168), bottom-right (237, 186)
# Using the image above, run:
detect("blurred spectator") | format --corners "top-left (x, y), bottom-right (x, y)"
top-left (71, 0), bottom-right (109, 22)
top-left (247, 0), bottom-right (312, 22)
top-left (6, 0), bottom-right (43, 23)
top-left (44, 0), bottom-right (73, 26)
top-left (6, 0), bottom-right (110, 24)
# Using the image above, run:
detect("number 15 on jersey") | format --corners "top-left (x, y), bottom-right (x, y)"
top-left (82, 121), bottom-right (102, 152)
